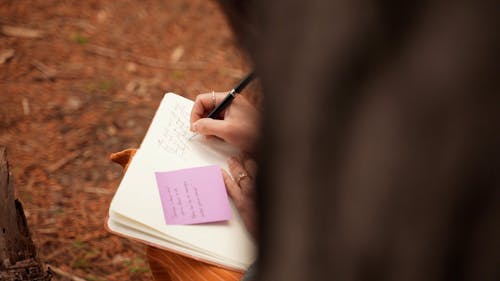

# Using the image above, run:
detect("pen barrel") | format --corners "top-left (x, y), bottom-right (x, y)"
top-left (207, 93), bottom-right (235, 119)
top-left (234, 71), bottom-right (255, 93)
top-left (205, 70), bottom-right (255, 119)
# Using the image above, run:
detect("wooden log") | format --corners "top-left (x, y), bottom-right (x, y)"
top-left (0, 146), bottom-right (51, 281)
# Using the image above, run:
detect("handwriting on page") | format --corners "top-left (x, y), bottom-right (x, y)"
top-left (156, 102), bottom-right (192, 157)
top-left (162, 181), bottom-right (205, 220)
top-left (155, 165), bottom-right (232, 225)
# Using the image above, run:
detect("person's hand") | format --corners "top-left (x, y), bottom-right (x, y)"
top-left (190, 92), bottom-right (260, 153)
top-left (222, 154), bottom-right (257, 239)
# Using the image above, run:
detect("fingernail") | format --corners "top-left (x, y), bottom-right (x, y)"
top-left (192, 122), bottom-right (198, 132)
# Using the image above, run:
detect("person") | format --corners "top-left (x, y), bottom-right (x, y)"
top-left (190, 91), bottom-right (261, 239)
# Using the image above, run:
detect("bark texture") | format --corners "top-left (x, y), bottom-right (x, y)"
top-left (0, 147), bottom-right (51, 281)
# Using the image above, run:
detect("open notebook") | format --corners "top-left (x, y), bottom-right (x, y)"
top-left (107, 93), bottom-right (256, 271)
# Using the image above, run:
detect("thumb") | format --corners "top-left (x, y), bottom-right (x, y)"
top-left (192, 118), bottom-right (230, 139)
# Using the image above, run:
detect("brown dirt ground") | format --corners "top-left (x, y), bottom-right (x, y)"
top-left (0, 1), bottom-right (255, 280)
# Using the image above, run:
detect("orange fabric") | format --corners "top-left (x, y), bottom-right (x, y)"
top-left (109, 149), bottom-right (136, 171)
top-left (147, 246), bottom-right (243, 281)
top-left (110, 149), bottom-right (243, 281)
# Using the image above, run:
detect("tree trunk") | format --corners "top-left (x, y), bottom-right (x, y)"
top-left (0, 147), bottom-right (51, 280)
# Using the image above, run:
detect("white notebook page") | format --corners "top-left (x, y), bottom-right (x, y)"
top-left (109, 93), bottom-right (256, 269)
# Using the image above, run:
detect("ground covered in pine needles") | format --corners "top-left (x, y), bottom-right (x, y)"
top-left (0, 1), bottom-right (253, 280)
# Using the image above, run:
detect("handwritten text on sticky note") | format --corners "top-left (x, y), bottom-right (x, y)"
top-left (155, 165), bottom-right (232, 225)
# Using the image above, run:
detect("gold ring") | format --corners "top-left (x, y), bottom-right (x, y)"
top-left (236, 172), bottom-right (249, 185)
top-left (211, 91), bottom-right (216, 108)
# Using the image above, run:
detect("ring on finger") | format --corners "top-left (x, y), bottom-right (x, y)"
top-left (211, 91), bottom-right (216, 108)
top-left (236, 172), bottom-right (250, 186)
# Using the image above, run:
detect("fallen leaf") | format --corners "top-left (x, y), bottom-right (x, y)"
top-left (2, 25), bottom-right (44, 38)
top-left (0, 49), bottom-right (14, 64)
top-left (32, 60), bottom-right (57, 80)
top-left (126, 62), bottom-right (137, 72)
top-left (170, 46), bottom-right (184, 63)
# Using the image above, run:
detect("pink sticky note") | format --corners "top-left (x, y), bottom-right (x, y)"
top-left (155, 165), bottom-right (232, 225)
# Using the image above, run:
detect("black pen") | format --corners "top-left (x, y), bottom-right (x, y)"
top-left (189, 71), bottom-right (256, 140)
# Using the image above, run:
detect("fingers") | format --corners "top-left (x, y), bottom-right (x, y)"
top-left (235, 153), bottom-right (258, 178)
top-left (190, 92), bottom-right (228, 128)
top-left (222, 168), bottom-right (257, 239)
top-left (241, 154), bottom-right (258, 178)
top-left (228, 157), bottom-right (254, 196)
top-left (222, 170), bottom-right (243, 205)
top-left (223, 156), bottom-right (257, 239)
top-left (191, 118), bottom-right (231, 140)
